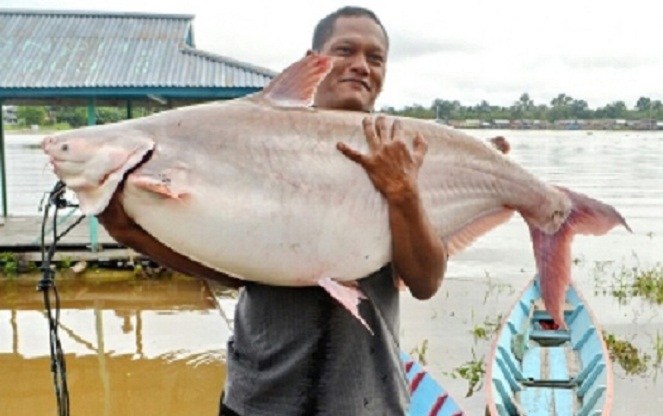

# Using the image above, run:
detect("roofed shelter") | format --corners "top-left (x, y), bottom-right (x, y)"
top-left (0, 8), bottom-right (276, 221)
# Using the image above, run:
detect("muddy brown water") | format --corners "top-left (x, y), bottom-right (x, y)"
top-left (0, 277), bottom-right (228, 416)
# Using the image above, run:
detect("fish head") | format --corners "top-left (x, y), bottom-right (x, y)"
top-left (42, 126), bottom-right (155, 215)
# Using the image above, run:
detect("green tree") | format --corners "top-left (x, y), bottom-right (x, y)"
top-left (549, 93), bottom-right (575, 121)
top-left (17, 106), bottom-right (47, 125)
top-left (636, 97), bottom-right (651, 112)
top-left (597, 101), bottom-right (628, 119)
top-left (512, 93), bottom-right (534, 118)
top-left (431, 99), bottom-right (462, 120)
top-left (96, 107), bottom-right (126, 124)
top-left (51, 106), bottom-right (86, 127)
top-left (569, 99), bottom-right (589, 119)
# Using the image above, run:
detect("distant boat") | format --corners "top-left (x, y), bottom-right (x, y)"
top-left (402, 351), bottom-right (465, 416)
top-left (485, 278), bottom-right (613, 416)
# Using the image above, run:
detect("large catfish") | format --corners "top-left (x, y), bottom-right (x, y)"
top-left (43, 53), bottom-right (629, 328)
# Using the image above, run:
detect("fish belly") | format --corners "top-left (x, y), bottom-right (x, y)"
top-left (121, 168), bottom-right (392, 285)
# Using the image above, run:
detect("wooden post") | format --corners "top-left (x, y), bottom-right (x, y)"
top-left (87, 98), bottom-right (100, 251)
top-left (0, 101), bottom-right (7, 218)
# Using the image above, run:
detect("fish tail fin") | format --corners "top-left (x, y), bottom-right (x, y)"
top-left (318, 278), bottom-right (373, 335)
top-left (529, 187), bottom-right (631, 328)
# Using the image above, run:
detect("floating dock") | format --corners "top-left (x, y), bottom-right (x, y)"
top-left (0, 215), bottom-right (144, 265)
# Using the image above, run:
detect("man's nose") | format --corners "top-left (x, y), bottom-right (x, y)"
top-left (348, 54), bottom-right (369, 75)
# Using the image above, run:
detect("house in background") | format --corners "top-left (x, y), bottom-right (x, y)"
top-left (0, 8), bottom-right (276, 219)
top-left (1, 105), bottom-right (17, 124)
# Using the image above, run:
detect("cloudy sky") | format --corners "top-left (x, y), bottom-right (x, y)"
top-left (3, 0), bottom-right (662, 110)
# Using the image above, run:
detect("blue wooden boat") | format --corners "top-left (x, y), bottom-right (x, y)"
top-left (401, 351), bottom-right (465, 416)
top-left (485, 278), bottom-right (614, 416)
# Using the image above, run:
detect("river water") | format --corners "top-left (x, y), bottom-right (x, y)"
top-left (1, 130), bottom-right (662, 414)
top-left (0, 277), bottom-right (228, 416)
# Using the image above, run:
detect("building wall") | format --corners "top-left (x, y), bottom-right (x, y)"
top-left (2, 105), bottom-right (17, 124)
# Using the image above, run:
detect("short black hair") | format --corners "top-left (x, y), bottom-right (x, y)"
top-left (311, 6), bottom-right (389, 52)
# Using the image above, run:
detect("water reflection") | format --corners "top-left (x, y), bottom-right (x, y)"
top-left (0, 278), bottom-right (229, 416)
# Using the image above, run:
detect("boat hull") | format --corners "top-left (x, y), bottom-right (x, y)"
top-left (402, 351), bottom-right (466, 416)
top-left (485, 278), bottom-right (614, 416)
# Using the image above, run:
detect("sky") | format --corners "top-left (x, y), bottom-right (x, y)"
top-left (2, 0), bottom-right (662, 110)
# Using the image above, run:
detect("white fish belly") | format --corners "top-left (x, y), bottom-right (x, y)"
top-left (122, 175), bottom-right (392, 285)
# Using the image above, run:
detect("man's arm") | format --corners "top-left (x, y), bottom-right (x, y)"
top-left (337, 116), bottom-right (446, 299)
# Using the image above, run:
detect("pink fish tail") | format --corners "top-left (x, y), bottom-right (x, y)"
top-left (528, 187), bottom-right (631, 328)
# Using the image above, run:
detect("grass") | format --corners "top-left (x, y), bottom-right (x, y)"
top-left (603, 332), bottom-right (651, 376)
top-left (0, 252), bottom-right (19, 277)
top-left (592, 261), bottom-right (663, 305)
top-left (0, 252), bottom-right (172, 281)
top-left (632, 265), bottom-right (663, 304)
top-left (471, 314), bottom-right (503, 342)
top-left (410, 339), bottom-right (429, 366)
top-left (445, 349), bottom-right (485, 397)
top-left (5, 122), bottom-right (72, 133)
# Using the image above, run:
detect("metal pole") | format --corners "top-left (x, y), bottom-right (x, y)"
top-left (126, 100), bottom-right (133, 119)
top-left (0, 100), bottom-right (7, 217)
top-left (87, 98), bottom-right (100, 251)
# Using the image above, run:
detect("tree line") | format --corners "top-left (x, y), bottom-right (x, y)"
top-left (381, 94), bottom-right (663, 122)
top-left (12, 105), bottom-right (157, 128)
top-left (10, 93), bottom-right (663, 128)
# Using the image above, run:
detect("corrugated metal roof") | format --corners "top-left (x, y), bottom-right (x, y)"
top-left (0, 9), bottom-right (275, 91)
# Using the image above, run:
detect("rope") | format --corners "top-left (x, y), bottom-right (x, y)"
top-left (37, 181), bottom-right (83, 416)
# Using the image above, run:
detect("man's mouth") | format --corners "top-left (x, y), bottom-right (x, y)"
top-left (340, 79), bottom-right (370, 91)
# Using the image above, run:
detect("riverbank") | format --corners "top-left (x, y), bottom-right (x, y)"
top-left (3, 121), bottom-right (663, 135)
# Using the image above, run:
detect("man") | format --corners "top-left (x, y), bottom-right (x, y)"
top-left (220, 6), bottom-right (447, 416)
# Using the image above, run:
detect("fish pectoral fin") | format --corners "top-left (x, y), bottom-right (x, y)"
top-left (317, 277), bottom-right (373, 334)
top-left (260, 53), bottom-right (333, 108)
top-left (444, 207), bottom-right (515, 256)
top-left (129, 175), bottom-right (189, 199)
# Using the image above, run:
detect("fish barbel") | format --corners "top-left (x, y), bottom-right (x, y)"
top-left (42, 53), bottom-right (629, 328)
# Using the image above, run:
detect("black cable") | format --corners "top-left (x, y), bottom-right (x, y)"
top-left (37, 181), bottom-right (83, 416)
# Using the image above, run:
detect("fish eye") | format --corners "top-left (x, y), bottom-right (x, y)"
top-left (61, 144), bottom-right (69, 151)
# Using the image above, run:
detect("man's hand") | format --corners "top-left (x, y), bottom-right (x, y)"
top-left (488, 136), bottom-right (510, 154)
top-left (336, 116), bottom-right (427, 204)
top-left (336, 116), bottom-right (446, 299)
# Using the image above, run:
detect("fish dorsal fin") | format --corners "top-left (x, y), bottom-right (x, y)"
top-left (261, 53), bottom-right (333, 107)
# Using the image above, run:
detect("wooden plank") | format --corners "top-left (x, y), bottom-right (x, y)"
top-left (0, 215), bottom-right (118, 249)
top-left (519, 386), bottom-right (553, 415)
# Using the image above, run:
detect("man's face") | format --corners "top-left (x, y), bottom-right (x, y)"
top-left (313, 16), bottom-right (388, 112)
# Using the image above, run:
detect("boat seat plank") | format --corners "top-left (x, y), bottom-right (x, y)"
top-left (529, 329), bottom-right (571, 344)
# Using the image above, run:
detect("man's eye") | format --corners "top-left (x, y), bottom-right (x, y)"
top-left (335, 46), bottom-right (352, 55)
top-left (368, 54), bottom-right (384, 64)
